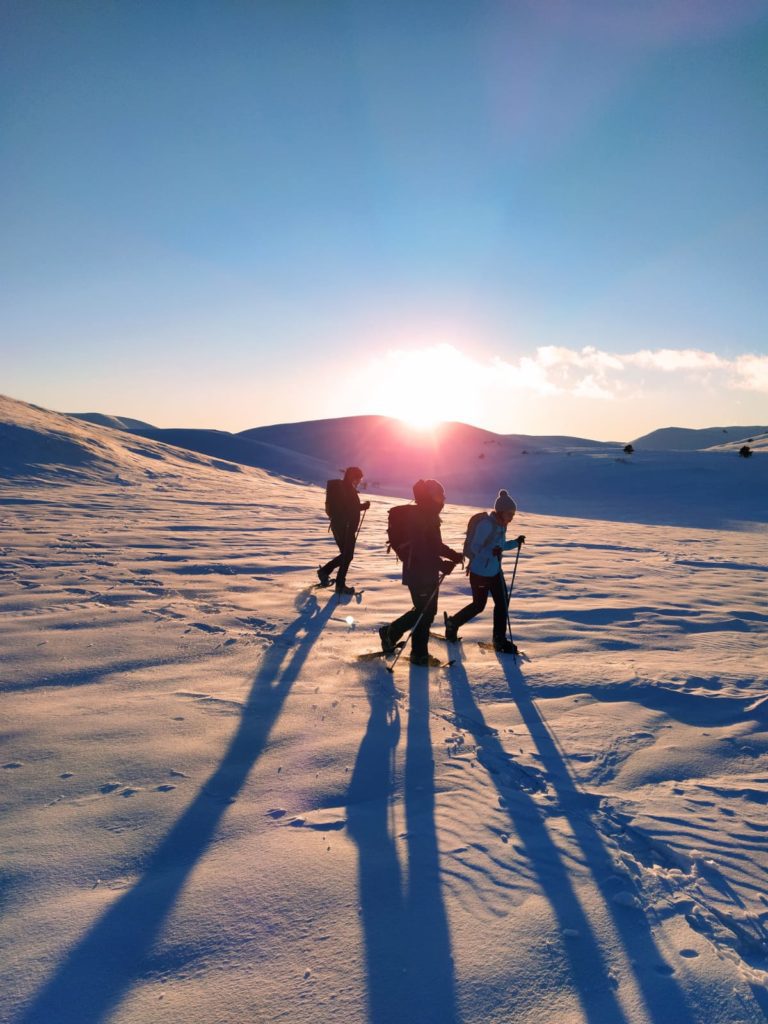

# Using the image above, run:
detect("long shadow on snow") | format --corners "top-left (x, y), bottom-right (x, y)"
top-left (447, 655), bottom-right (697, 1024)
top-left (16, 591), bottom-right (335, 1024)
top-left (346, 664), bottom-right (459, 1024)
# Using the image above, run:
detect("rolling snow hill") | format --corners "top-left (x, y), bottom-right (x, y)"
top-left (68, 412), bottom-right (156, 432)
top-left (631, 425), bottom-right (768, 451)
top-left (33, 403), bottom-right (768, 529)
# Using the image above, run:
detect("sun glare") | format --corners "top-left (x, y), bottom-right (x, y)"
top-left (399, 410), bottom-right (440, 431)
top-left (355, 343), bottom-right (481, 429)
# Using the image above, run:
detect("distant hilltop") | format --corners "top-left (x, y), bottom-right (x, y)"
top-left (68, 411), bottom-right (156, 432)
top-left (1, 395), bottom-right (764, 529)
top-left (65, 409), bottom-right (767, 455)
top-left (632, 425), bottom-right (768, 451)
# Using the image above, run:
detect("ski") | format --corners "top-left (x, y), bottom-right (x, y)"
top-left (357, 642), bottom-right (405, 662)
top-left (477, 641), bottom-right (528, 661)
top-left (386, 657), bottom-right (455, 672)
top-left (429, 631), bottom-right (461, 643)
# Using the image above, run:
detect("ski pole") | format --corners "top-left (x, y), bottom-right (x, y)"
top-left (386, 572), bottom-right (446, 673)
top-left (508, 539), bottom-right (523, 593)
top-left (499, 572), bottom-right (517, 663)
top-left (501, 540), bottom-right (523, 662)
top-left (354, 507), bottom-right (367, 544)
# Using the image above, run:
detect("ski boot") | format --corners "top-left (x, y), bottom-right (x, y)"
top-left (444, 612), bottom-right (458, 643)
top-left (493, 637), bottom-right (519, 656)
top-left (317, 565), bottom-right (332, 587)
top-left (379, 625), bottom-right (396, 655)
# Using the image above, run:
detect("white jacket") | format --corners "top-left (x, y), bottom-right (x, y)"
top-left (467, 513), bottom-right (519, 577)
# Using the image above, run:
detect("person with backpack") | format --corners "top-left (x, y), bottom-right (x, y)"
top-left (443, 490), bottom-right (525, 653)
top-left (318, 466), bottom-right (370, 595)
top-left (379, 478), bottom-right (463, 666)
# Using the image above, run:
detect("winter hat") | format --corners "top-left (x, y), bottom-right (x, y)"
top-left (343, 466), bottom-right (363, 482)
top-left (413, 478), bottom-right (446, 507)
top-left (494, 489), bottom-right (517, 515)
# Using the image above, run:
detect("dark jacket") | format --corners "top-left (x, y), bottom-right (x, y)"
top-left (332, 479), bottom-right (364, 532)
top-left (402, 505), bottom-right (461, 588)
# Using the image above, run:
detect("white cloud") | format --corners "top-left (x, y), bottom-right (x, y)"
top-left (732, 354), bottom-right (768, 392)
top-left (491, 345), bottom-right (768, 399)
top-left (625, 348), bottom-right (727, 372)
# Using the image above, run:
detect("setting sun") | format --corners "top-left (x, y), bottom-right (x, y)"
top-left (350, 343), bottom-right (483, 429)
top-left (398, 409), bottom-right (441, 430)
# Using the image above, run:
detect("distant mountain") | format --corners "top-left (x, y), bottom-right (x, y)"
top-left (632, 425), bottom-right (768, 451)
top-left (3, 396), bottom-right (766, 528)
top-left (240, 415), bottom-right (616, 465)
top-left (134, 427), bottom-right (331, 480)
top-left (67, 412), bottom-right (156, 431)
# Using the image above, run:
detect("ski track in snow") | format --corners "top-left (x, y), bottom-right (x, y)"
top-left (1, 395), bottom-right (767, 1024)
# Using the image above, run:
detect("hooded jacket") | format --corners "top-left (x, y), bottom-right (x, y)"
top-left (466, 512), bottom-right (519, 577)
top-left (401, 504), bottom-right (461, 588)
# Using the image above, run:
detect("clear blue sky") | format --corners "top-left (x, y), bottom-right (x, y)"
top-left (2, 1), bottom-right (767, 438)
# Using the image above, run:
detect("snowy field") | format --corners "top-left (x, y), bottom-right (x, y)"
top-left (2, 396), bottom-right (768, 1024)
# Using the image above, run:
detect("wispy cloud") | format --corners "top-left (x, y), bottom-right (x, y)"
top-left (624, 349), bottom-right (727, 372)
top-left (351, 342), bottom-right (768, 436)
top-left (486, 345), bottom-right (768, 400)
top-left (733, 354), bottom-right (768, 392)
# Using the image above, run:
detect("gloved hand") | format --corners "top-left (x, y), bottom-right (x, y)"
top-left (492, 546), bottom-right (502, 559)
top-left (439, 559), bottom-right (456, 575)
top-left (515, 535), bottom-right (526, 547)
top-left (361, 500), bottom-right (371, 510)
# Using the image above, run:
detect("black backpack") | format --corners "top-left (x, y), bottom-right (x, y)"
top-left (325, 479), bottom-right (346, 521)
top-left (387, 504), bottom-right (418, 561)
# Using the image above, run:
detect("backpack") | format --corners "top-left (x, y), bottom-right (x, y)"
top-left (325, 479), bottom-right (345, 521)
top-left (463, 511), bottom-right (490, 560)
top-left (387, 504), bottom-right (418, 561)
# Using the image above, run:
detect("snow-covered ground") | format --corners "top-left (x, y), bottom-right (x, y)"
top-left (2, 395), bottom-right (767, 1023)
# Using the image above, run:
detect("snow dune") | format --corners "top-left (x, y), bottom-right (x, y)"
top-left (1, 394), bottom-right (767, 1023)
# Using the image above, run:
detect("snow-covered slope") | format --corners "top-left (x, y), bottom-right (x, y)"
top-left (632, 425), bottom-right (768, 451)
top-left (1, 396), bottom-right (767, 1024)
top-left (708, 430), bottom-right (768, 454)
top-left (67, 412), bottom-right (156, 432)
top-left (123, 411), bottom-right (768, 529)
top-left (133, 426), bottom-right (333, 482)
top-left (0, 395), bottom-right (250, 483)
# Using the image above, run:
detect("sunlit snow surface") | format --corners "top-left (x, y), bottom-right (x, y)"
top-left (1, 395), bottom-right (767, 1024)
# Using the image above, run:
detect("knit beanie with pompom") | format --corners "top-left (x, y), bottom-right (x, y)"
top-left (494, 489), bottom-right (517, 515)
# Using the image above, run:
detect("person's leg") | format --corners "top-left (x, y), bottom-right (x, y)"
top-left (335, 525), bottom-right (356, 589)
top-left (318, 522), bottom-right (345, 582)
top-left (449, 574), bottom-right (491, 631)
top-left (388, 602), bottom-right (419, 644)
top-left (410, 587), bottom-right (437, 659)
top-left (490, 573), bottom-right (510, 645)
